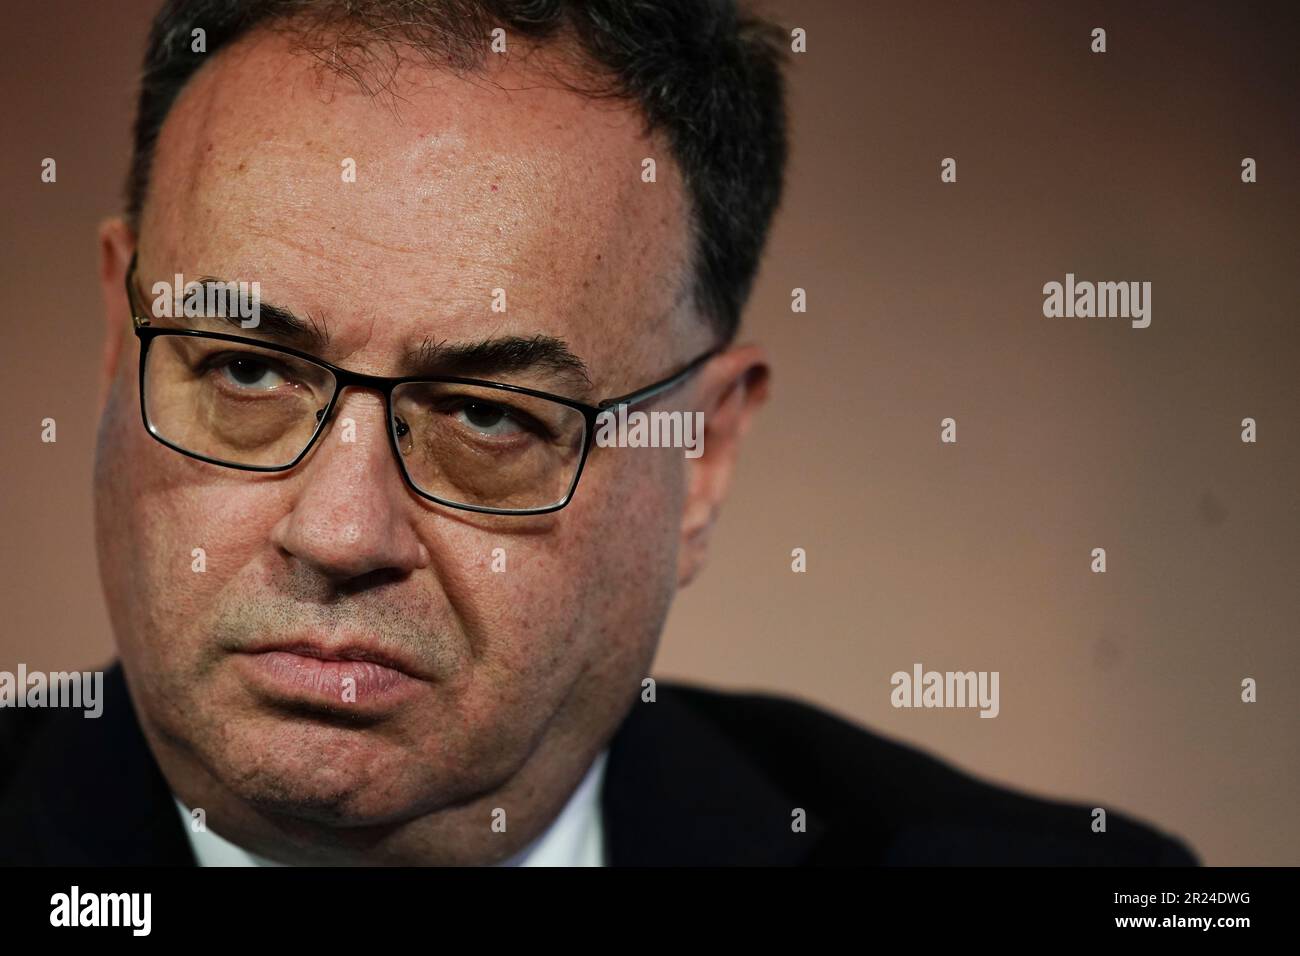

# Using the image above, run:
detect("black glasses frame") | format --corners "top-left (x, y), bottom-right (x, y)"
top-left (125, 253), bottom-right (720, 515)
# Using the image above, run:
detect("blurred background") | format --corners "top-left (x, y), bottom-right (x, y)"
top-left (1, 0), bottom-right (1296, 864)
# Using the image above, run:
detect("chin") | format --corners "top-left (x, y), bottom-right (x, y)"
top-left (209, 713), bottom-right (459, 826)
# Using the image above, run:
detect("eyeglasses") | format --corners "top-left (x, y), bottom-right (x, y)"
top-left (125, 254), bottom-right (719, 515)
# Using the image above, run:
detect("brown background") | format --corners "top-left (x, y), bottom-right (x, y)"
top-left (1, 0), bottom-right (1296, 865)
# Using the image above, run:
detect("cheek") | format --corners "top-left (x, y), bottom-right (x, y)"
top-left (95, 387), bottom-right (158, 657)
top-left (588, 447), bottom-right (687, 614)
top-left (430, 445), bottom-right (686, 681)
top-left (95, 391), bottom-right (280, 668)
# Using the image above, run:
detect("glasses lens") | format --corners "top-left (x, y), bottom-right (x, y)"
top-left (391, 381), bottom-right (587, 511)
top-left (143, 334), bottom-right (336, 468)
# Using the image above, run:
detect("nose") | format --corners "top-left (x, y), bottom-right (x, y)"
top-left (270, 390), bottom-right (429, 584)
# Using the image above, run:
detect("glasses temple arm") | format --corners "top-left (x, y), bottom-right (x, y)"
top-left (595, 346), bottom-right (722, 412)
top-left (123, 251), bottom-right (151, 326)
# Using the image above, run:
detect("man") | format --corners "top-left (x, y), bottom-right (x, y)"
top-left (0, 0), bottom-right (1195, 866)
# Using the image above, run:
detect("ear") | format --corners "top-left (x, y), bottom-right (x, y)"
top-left (96, 218), bottom-right (136, 419)
top-left (676, 343), bottom-right (770, 588)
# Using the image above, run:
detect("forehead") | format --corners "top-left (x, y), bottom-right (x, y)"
top-left (139, 27), bottom-right (694, 372)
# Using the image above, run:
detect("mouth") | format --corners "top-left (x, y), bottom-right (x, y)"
top-left (233, 638), bottom-right (429, 710)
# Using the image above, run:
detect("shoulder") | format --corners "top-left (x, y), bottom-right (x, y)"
top-left (655, 680), bottom-right (1199, 866)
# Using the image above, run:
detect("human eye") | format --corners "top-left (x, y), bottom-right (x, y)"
top-left (440, 396), bottom-right (538, 438)
top-left (200, 350), bottom-right (294, 392)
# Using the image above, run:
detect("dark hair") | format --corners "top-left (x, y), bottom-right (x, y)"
top-left (126, 0), bottom-right (789, 341)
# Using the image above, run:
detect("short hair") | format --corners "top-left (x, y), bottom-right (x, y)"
top-left (126, 0), bottom-right (790, 341)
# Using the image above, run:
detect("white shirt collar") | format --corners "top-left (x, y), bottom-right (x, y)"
top-left (175, 749), bottom-right (608, 867)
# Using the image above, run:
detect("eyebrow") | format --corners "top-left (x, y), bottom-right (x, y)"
top-left (405, 335), bottom-right (593, 392)
top-left (191, 276), bottom-right (332, 350)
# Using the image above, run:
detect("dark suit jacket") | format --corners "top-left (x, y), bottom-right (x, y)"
top-left (0, 662), bottom-right (1197, 865)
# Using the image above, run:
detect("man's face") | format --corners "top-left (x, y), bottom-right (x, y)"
top-left (92, 30), bottom-right (732, 845)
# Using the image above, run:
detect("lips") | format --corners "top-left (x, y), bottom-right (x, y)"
top-left (253, 640), bottom-right (422, 676)
top-left (234, 637), bottom-right (428, 707)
